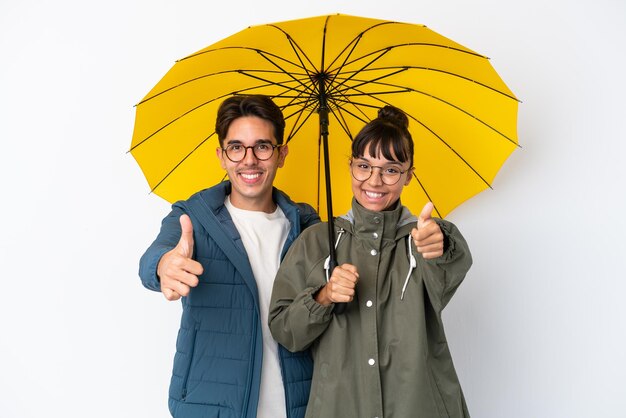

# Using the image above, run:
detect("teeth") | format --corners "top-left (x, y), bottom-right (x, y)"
top-left (365, 191), bottom-right (383, 198)
top-left (241, 173), bottom-right (261, 180)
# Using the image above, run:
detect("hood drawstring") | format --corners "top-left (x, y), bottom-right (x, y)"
top-left (401, 235), bottom-right (417, 300)
top-left (323, 229), bottom-right (415, 299)
top-left (324, 228), bottom-right (345, 282)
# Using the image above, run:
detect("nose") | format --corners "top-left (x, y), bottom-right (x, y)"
top-left (366, 166), bottom-right (384, 186)
top-left (241, 146), bottom-right (258, 164)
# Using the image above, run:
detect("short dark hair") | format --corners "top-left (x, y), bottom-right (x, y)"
top-left (215, 95), bottom-right (286, 147)
top-left (351, 105), bottom-right (414, 167)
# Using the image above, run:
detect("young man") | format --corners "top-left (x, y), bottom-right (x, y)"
top-left (139, 95), bottom-right (320, 418)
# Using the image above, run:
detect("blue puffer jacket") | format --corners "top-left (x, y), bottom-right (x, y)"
top-left (139, 181), bottom-right (320, 418)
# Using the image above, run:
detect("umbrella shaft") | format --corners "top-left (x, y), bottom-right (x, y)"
top-left (317, 78), bottom-right (340, 287)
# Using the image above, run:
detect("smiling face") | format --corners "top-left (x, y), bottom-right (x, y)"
top-left (351, 147), bottom-right (413, 212)
top-left (217, 116), bottom-right (288, 212)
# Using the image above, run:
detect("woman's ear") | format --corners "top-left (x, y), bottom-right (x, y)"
top-left (404, 167), bottom-right (414, 186)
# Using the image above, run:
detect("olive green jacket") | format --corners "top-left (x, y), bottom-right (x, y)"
top-left (269, 200), bottom-right (473, 418)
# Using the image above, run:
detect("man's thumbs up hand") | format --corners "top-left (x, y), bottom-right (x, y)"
top-left (411, 202), bottom-right (444, 259)
top-left (177, 213), bottom-right (195, 258)
top-left (157, 215), bottom-right (203, 301)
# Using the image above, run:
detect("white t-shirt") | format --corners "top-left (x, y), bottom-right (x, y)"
top-left (225, 197), bottom-right (290, 418)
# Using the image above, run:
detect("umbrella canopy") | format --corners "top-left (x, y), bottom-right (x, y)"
top-left (130, 13), bottom-right (519, 221)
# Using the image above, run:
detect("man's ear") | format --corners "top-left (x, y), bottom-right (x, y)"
top-left (216, 147), bottom-right (227, 170)
top-left (278, 144), bottom-right (288, 168)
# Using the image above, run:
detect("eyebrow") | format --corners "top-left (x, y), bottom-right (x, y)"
top-left (224, 139), bottom-right (274, 145)
top-left (355, 157), bottom-right (403, 167)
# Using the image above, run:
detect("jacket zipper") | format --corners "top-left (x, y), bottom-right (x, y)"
top-left (181, 324), bottom-right (199, 401)
top-left (240, 314), bottom-right (257, 418)
top-left (277, 345), bottom-right (291, 418)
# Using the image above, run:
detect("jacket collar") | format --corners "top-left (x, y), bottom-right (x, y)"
top-left (339, 198), bottom-right (417, 240)
top-left (198, 181), bottom-right (295, 216)
top-left (194, 180), bottom-right (308, 260)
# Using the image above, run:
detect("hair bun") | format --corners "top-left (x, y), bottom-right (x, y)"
top-left (377, 105), bottom-right (409, 130)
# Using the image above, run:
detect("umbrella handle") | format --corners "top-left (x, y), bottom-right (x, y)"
top-left (334, 302), bottom-right (347, 314)
top-left (326, 257), bottom-right (348, 314)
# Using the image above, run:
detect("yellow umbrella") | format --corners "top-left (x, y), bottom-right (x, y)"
top-left (131, 13), bottom-right (519, 223)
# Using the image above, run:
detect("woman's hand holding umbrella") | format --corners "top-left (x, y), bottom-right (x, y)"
top-left (314, 264), bottom-right (359, 306)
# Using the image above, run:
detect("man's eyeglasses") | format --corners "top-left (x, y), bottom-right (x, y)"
top-left (221, 143), bottom-right (280, 162)
top-left (350, 160), bottom-right (412, 185)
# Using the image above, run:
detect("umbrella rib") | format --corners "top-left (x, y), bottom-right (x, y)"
top-left (265, 24), bottom-right (320, 75)
top-left (328, 73), bottom-right (502, 144)
top-left (339, 65), bottom-right (519, 102)
top-left (188, 46), bottom-right (317, 87)
top-left (327, 32), bottom-right (363, 79)
top-left (324, 20), bottom-right (399, 71)
top-left (328, 66), bottom-right (406, 105)
top-left (281, 99), bottom-right (324, 213)
top-left (283, 99), bottom-right (319, 142)
top-left (280, 95), bottom-right (318, 111)
top-left (253, 50), bottom-right (318, 95)
top-left (150, 133), bottom-right (216, 194)
top-left (139, 45), bottom-right (318, 104)
top-left (320, 15), bottom-right (330, 76)
top-left (328, 83), bottom-right (503, 189)
top-left (328, 70), bottom-right (519, 147)
top-left (130, 96), bottom-right (227, 152)
top-left (132, 77), bottom-right (310, 152)
top-left (411, 87), bottom-right (518, 148)
top-left (136, 68), bottom-right (311, 106)
top-left (325, 40), bottom-right (516, 101)
top-left (180, 45), bottom-right (314, 72)
top-left (273, 84), bottom-right (318, 117)
top-left (327, 94), bottom-right (373, 126)
top-left (411, 172), bottom-right (443, 218)
top-left (287, 37), bottom-right (318, 83)
top-left (409, 111), bottom-right (496, 189)
top-left (325, 82), bottom-right (392, 140)
top-left (280, 95), bottom-right (325, 213)
top-left (331, 42), bottom-right (487, 75)
top-left (327, 103), bottom-right (363, 142)
top-left (327, 48), bottom-right (393, 99)
top-left (136, 70), bottom-right (233, 105)
top-left (236, 70), bottom-right (315, 98)
top-left (323, 42), bottom-right (481, 97)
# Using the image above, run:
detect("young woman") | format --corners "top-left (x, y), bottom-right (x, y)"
top-left (269, 105), bottom-right (473, 418)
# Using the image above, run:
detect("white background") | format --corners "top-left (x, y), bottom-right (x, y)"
top-left (1, 0), bottom-right (625, 417)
